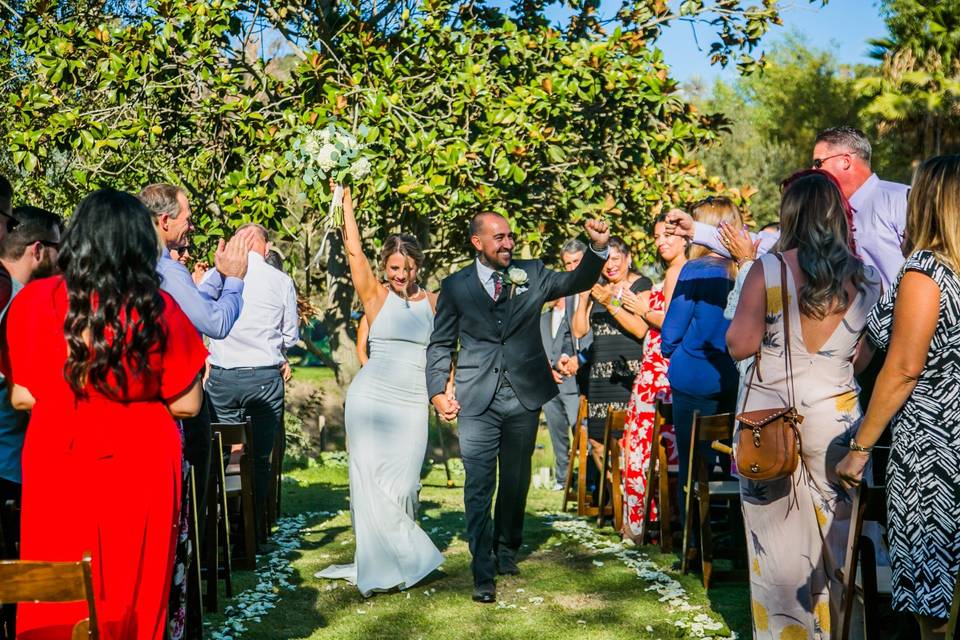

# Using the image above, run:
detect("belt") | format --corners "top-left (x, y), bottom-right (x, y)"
top-left (209, 364), bottom-right (281, 371)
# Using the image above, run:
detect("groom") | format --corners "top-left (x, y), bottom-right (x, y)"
top-left (426, 213), bottom-right (609, 603)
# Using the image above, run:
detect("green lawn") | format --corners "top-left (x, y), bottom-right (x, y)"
top-left (205, 429), bottom-right (751, 640)
top-left (290, 366), bottom-right (336, 384)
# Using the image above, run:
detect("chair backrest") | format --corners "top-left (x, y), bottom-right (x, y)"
top-left (654, 398), bottom-right (672, 428)
top-left (212, 418), bottom-right (253, 448)
top-left (693, 412), bottom-right (735, 443)
top-left (0, 552), bottom-right (98, 638)
top-left (604, 409), bottom-right (626, 435)
top-left (838, 482), bottom-right (888, 640)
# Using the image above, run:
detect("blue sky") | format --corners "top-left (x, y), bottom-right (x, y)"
top-left (512, 0), bottom-right (890, 84)
top-left (657, 0), bottom-right (889, 83)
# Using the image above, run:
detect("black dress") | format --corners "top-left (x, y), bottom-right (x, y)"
top-left (586, 276), bottom-right (652, 439)
top-left (867, 250), bottom-right (960, 618)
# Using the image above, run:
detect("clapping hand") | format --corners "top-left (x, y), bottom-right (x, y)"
top-left (620, 288), bottom-right (648, 317)
top-left (585, 219), bottom-right (611, 250)
top-left (590, 283), bottom-right (613, 306)
top-left (664, 208), bottom-right (694, 239)
top-left (215, 228), bottom-right (255, 279)
top-left (718, 222), bottom-right (760, 265)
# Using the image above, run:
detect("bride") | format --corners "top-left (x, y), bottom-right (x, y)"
top-left (315, 185), bottom-right (444, 595)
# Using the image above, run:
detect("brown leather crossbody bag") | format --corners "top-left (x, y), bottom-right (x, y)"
top-left (735, 254), bottom-right (804, 481)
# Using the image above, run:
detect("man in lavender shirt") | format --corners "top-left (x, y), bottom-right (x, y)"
top-left (140, 183), bottom-right (253, 637)
top-left (667, 126), bottom-right (909, 290)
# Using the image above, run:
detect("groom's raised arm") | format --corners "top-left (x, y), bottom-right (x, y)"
top-left (426, 277), bottom-right (459, 401)
top-left (541, 245), bottom-right (605, 302)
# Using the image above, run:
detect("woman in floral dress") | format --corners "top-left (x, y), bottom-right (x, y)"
top-left (727, 172), bottom-right (880, 639)
top-left (620, 214), bottom-right (687, 542)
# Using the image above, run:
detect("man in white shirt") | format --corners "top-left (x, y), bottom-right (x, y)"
top-left (204, 223), bottom-right (299, 547)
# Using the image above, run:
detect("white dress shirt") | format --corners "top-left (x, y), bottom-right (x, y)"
top-left (206, 251), bottom-right (299, 368)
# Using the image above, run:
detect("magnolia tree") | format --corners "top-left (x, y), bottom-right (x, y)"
top-left (0, 0), bottom-right (826, 384)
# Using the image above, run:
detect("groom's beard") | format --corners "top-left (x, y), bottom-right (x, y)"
top-left (478, 250), bottom-right (512, 270)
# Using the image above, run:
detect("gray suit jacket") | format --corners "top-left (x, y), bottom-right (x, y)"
top-left (426, 250), bottom-right (604, 417)
top-left (540, 306), bottom-right (578, 396)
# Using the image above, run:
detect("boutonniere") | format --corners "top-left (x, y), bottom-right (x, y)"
top-left (505, 266), bottom-right (529, 298)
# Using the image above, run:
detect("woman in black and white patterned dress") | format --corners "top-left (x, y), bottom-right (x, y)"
top-left (837, 155), bottom-right (960, 640)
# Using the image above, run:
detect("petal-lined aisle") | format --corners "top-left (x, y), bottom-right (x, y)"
top-left (202, 439), bottom-right (750, 640)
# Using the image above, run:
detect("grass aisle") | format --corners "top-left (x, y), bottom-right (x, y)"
top-left (206, 434), bottom-right (751, 640)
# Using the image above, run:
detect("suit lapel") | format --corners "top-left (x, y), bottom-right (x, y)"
top-left (464, 263), bottom-right (496, 314)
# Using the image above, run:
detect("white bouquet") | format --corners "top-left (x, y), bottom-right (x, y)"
top-left (286, 123), bottom-right (372, 227)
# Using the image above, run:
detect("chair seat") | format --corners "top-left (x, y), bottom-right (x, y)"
top-left (687, 480), bottom-right (741, 496)
top-left (225, 463), bottom-right (240, 476)
top-left (224, 475), bottom-right (242, 497)
top-left (856, 564), bottom-right (892, 595)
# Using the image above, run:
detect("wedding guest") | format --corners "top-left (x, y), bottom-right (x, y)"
top-left (539, 245), bottom-right (583, 488)
top-left (140, 183), bottom-right (252, 638)
top-left (559, 240), bottom-right (594, 393)
top-left (661, 197), bottom-right (741, 528)
top-left (571, 236), bottom-right (651, 471)
top-left (837, 155), bottom-right (960, 640)
top-left (728, 171), bottom-right (881, 638)
top-left (619, 214), bottom-right (686, 542)
top-left (2, 189), bottom-right (206, 639)
top-left (0, 206), bottom-right (61, 569)
top-left (316, 186), bottom-right (443, 595)
top-left (204, 223), bottom-right (299, 548)
top-left (265, 248), bottom-right (284, 270)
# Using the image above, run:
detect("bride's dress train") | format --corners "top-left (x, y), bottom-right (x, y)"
top-left (316, 291), bottom-right (443, 595)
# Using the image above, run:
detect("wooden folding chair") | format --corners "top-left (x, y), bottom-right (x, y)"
top-left (203, 432), bottom-right (233, 613)
top-left (596, 408), bottom-right (626, 531)
top-left (680, 411), bottom-right (744, 589)
top-left (561, 396), bottom-right (592, 515)
top-left (0, 552), bottom-right (98, 639)
top-left (212, 419), bottom-right (256, 571)
top-left (838, 481), bottom-right (891, 640)
top-left (639, 398), bottom-right (674, 551)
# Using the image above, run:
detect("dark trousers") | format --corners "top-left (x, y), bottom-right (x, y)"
top-left (458, 382), bottom-right (540, 588)
top-left (672, 388), bottom-right (736, 531)
top-left (0, 477), bottom-right (20, 640)
top-left (542, 392), bottom-right (578, 483)
top-left (205, 366), bottom-right (284, 544)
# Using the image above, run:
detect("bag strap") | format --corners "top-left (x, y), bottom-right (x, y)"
top-left (772, 253), bottom-right (797, 408)
top-left (740, 254), bottom-right (796, 412)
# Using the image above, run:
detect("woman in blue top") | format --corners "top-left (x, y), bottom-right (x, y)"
top-left (661, 196), bottom-right (742, 528)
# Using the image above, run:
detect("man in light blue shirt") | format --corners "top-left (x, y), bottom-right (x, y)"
top-left (140, 183), bottom-right (253, 634)
top-left (668, 126), bottom-right (909, 290)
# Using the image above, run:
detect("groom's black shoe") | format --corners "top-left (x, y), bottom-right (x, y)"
top-left (472, 583), bottom-right (496, 604)
top-left (496, 554), bottom-right (520, 576)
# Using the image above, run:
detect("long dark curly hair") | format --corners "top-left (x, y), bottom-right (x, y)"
top-left (59, 189), bottom-right (166, 400)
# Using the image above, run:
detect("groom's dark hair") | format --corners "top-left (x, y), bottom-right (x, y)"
top-left (469, 211), bottom-right (505, 238)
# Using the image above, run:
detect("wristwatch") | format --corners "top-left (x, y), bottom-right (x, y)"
top-left (849, 438), bottom-right (873, 453)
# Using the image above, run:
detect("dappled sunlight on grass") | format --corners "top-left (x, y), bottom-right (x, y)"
top-left (204, 429), bottom-right (751, 639)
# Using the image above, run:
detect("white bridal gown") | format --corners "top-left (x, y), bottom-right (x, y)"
top-left (316, 290), bottom-right (443, 595)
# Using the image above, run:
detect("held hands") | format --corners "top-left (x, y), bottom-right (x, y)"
top-left (432, 392), bottom-right (461, 422)
top-left (215, 228), bottom-right (255, 279)
top-left (718, 222), bottom-right (760, 265)
top-left (552, 353), bottom-right (578, 384)
top-left (664, 209), bottom-right (694, 239)
top-left (835, 450), bottom-right (870, 491)
top-left (584, 219), bottom-right (611, 251)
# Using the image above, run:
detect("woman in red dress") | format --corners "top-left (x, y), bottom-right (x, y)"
top-left (619, 213), bottom-right (687, 543)
top-left (2, 189), bottom-right (207, 639)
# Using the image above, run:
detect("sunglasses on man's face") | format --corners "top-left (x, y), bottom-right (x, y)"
top-left (812, 153), bottom-right (848, 169)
